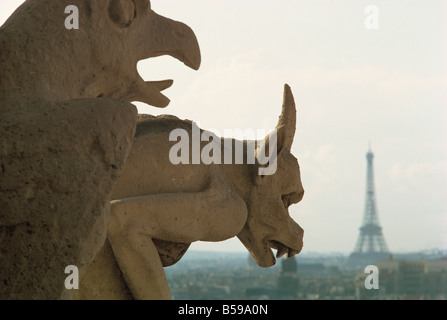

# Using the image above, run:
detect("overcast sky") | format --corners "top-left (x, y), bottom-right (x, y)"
top-left (1, 0), bottom-right (446, 255)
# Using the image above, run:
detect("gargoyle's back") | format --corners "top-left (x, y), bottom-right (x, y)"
top-left (111, 114), bottom-right (213, 200)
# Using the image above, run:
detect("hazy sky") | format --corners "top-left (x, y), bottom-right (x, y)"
top-left (1, 1), bottom-right (446, 254)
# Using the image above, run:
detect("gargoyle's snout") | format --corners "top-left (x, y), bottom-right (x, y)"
top-left (133, 10), bottom-right (201, 107)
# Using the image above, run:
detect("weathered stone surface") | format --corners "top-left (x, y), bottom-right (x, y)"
top-left (0, 99), bottom-right (137, 299)
top-left (73, 237), bottom-right (133, 300)
top-left (78, 85), bottom-right (305, 300)
top-left (0, 0), bottom-right (200, 299)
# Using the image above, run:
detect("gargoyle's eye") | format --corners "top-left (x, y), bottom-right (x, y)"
top-left (109, 0), bottom-right (136, 27)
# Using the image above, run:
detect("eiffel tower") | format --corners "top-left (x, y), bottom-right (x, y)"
top-left (349, 146), bottom-right (391, 266)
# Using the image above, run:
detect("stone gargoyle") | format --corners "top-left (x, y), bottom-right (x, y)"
top-left (0, 0), bottom-right (200, 299)
top-left (75, 84), bottom-right (305, 300)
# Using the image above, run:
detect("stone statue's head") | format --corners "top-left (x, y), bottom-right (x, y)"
top-left (101, 0), bottom-right (201, 106)
top-left (0, 0), bottom-right (201, 107)
top-left (237, 85), bottom-right (305, 267)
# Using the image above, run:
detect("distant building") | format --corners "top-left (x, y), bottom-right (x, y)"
top-left (276, 256), bottom-right (299, 299)
top-left (297, 263), bottom-right (326, 275)
top-left (423, 259), bottom-right (447, 298)
top-left (377, 256), bottom-right (447, 298)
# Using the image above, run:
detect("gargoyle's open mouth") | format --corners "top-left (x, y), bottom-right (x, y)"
top-left (269, 240), bottom-right (301, 259)
top-left (238, 228), bottom-right (303, 267)
top-left (141, 47), bottom-right (202, 107)
top-left (131, 11), bottom-right (201, 108)
top-left (136, 49), bottom-right (200, 108)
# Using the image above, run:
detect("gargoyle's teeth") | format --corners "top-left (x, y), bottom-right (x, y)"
top-left (270, 240), bottom-right (289, 259)
top-left (288, 248), bottom-right (300, 258)
top-left (276, 245), bottom-right (288, 259)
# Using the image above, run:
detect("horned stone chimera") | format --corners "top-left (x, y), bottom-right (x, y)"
top-left (0, 0), bottom-right (200, 299)
top-left (75, 84), bottom-right (304, 300)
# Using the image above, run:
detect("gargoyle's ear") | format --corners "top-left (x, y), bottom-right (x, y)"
top-left (255, 84), bottom-right (296, 181)
top-left (108, 0), bottom-right (137, 27)
top-left (275, 84), bottom-right (296, 153)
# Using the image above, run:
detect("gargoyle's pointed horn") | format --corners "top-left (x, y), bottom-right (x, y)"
top-left (276, 84), bottom-right (296, 152)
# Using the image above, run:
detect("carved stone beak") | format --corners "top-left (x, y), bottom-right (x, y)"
top-left (141, 11), bottom-right (201, 70)
top-left (132, 10), bottom-right (201, 108)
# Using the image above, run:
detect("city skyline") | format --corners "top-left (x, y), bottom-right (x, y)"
top-left (1, 0), bottom-right (446, 254)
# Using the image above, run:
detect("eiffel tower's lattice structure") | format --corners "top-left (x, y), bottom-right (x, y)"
top-left (349, 147), bottom-right (391, 266)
